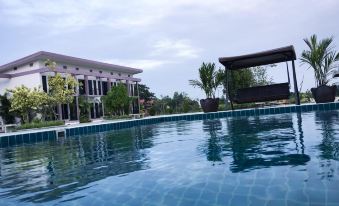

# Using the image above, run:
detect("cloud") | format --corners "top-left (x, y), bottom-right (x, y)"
top-left (152, 39), bottom-right (202, 59)
top-left (0, 0), bottom-right (267, 31)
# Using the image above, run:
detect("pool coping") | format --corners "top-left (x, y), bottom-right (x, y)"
top-left (1, 102), bottom-right (339, 143)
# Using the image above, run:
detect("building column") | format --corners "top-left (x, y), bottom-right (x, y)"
top-left (93, 102), bottom-right (97, 119)
top-left (73, 74), bottom-right (80, 121)
top-left (136, 81), bottom-right (140, 114)
top-left (107, 78), bottom-right (112, 91)
top-left (57, 104), bottom-right (63, 120)
top-left (84, 75), bottom-right (91, 120)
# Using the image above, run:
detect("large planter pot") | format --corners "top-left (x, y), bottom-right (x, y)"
top-left (311, 85), bottom-right (336, 103)
top-left (200, 98), bottom-right (219, 113)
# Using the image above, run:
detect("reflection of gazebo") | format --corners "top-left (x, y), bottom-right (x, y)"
top-left (219, 46), bottom-right (300, 109)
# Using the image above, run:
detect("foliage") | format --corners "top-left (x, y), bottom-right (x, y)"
top-left (189, 62), bottom-right (223, 98)
top-left (102, 83), bottom-right (132, 116)
top-left (300, 34), bottom-right (339, 86)
top-left (0, 93), bottom-right (15, 124)
top-left (150, 92), bottom-right (200, 115)
top-left (138, 84), bottom-right (155, 101)
top-left (48, 73), bottom-right (78, 106)
top-left (15, 120), bottom-right (64, 130)
top-left (252, 66), bottom-right (273, 86)
top-left (78, 96), bottom-right (91, 123)
top-left (7, 86), bottom-right (49, 123)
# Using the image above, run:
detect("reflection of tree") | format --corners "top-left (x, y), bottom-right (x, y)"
top-left (0, 125), bottom-right (156, 203)
top-left (316, 111), bottom-right (339, 160)
top-left (315, 111), bottom-right (339, 180)
top-left (198, 114), bottom-right (310, 172)
top-left (200, 120), bottom-right (223, 163)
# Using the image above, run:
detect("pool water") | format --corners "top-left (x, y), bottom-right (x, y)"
top-left (1, 111), bottom-right (339, 206)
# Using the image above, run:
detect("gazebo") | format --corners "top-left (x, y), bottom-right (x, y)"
top-left (219, 45), bottom-right (300, 109)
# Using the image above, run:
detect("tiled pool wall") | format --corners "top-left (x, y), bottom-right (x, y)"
top-left (1, 102), bottom-right (339, 147)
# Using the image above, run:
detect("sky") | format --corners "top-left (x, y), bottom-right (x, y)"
top-left (1, 0), bottom-right (339, 99)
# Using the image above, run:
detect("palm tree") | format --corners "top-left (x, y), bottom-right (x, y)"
top-left (189, 62), bottom-right (223, 98)
top-left (300, 34), bottom-right (339, 87)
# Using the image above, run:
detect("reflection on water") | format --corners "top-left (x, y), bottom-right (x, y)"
top-left (200, 114), bottom-right (311, 172)
top-left (0, 125), bottom-right (156, 203)
top-left (0, 111), bottom-right (339, 205)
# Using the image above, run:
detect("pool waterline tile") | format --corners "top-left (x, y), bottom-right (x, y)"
top-left (0, 102), bottom-right (339, 141)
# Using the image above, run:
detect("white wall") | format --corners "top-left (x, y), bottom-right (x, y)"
top-left (0, 73), bottom-right (41, 94)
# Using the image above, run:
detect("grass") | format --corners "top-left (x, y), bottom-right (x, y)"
top-left (16, 120), bottom-right (64, 130)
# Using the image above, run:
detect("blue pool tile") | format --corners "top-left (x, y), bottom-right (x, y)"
top-left (30, 133), bottom-right (37, 142)
top-left (42, 132), bottom-right (48, 141)
top-left (15, 134), bottom-right (23, 144)
top-left (329, 103), bottom-right (335, 110)
top-left (1, 136), bottom-right (9, 147)
top-left (8, 135), bottom-right (16, 146)
top-left (47, 131), bottom-right (55, 139)
top-left (22, 133), bottom-right (30, 143)
top-left (37, 132), bottom-right (43, 141)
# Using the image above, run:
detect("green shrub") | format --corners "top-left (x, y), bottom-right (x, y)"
top-left (149, 107), bottom-right (156, 116)
top-left (16, 120), bottom-right (64, 130)
top-left (79, 115), bottom-right (91, 123)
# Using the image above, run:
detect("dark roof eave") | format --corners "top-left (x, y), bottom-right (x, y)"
top-left (219, 45), bottom-right (296, 70)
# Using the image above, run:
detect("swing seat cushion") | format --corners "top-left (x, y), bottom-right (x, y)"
top-left (233, 83), bottom-right (290, 104)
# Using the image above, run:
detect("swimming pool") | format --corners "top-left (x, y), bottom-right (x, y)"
top-left (1, 110), bottom-right (339, 205)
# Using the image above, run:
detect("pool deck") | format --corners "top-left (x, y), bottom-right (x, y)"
top-left (1, 102), bottom-right (339, 143)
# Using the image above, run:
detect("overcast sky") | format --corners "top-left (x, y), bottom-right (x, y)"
top-left (1, 0), bottom-right (339, 99)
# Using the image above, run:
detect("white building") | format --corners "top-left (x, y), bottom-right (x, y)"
top-left (0, 51), bottom-right (143, 121)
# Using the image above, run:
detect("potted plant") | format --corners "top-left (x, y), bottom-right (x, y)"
top-left (301, 34), bottom-right (339, 103)
top-left (189, 62), bottom-right (223, 112)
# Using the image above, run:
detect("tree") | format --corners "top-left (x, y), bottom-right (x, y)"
top-left (102, 83), bottom-right (131, 116)
top-left (8, 86), bottom-right (48, 123)
top-left (0, 93), bottom-right (15, 124)
top-left (189, 62), bottom-right (223, 99)
top-left (48, 73), bottom-right (78, 106)
top-left (300, 34), bottom-right (339, 86)
top-left (138, 84), bottom-right (155, 101)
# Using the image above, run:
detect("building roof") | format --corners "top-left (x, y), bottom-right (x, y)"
top-left (0, 51), bottom-right (143, 74)
top-left (219, 45), bottom-right (296, 70)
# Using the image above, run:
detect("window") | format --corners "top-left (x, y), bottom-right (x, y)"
top-left (88, 80), bottom-right (93, 95)
top-left (42, 76), bottom-right (48, 92)
top-left (78, 79), bottom-right (85, 95)
top-left (76, 67), bottom-right (79, 70)
top-left (63, 65), bottom-right (67, 69)
top-left (102, 82), bottom-right (108, 95)
top-left (110, 72), bottom-right (113, 75)
top-left (90, 69), bottom-right (93, 72)
top-left (29, 63), bottom-right (34, 67)
top-left (98, 81), bottom-right (102, 95)
top-left (128, 75), bottom-right (131, 77)
top-left (118, 73), bottom-right (121, 76)
top-left (93, 80), bottom-right (97, 95)
top-left (99, 71), bottom-right (103, 74)
top-left (13, 67), bottom-right (17, 71)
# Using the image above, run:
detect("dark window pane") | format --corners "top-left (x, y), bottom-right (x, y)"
top-left (102, 82), bottom-right (108, 95)
top-left (78, 80), bottom-right (85, 95)
top-left (93, 80), bottom-right (97, 95)
top-left (98, 81), bottom-right (102, 95)
top-left (88, 80), bottom-right (93, 95)
top-left (42, 76), bottom-right (47, 92)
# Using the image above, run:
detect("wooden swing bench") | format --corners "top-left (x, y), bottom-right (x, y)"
top-left (232, 83), bottom-right (290, 104)
top-left (219, 45), bottom-right (300, 109)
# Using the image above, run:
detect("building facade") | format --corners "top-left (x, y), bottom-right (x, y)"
top-left (0, 51), bottom-right (142, 121)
